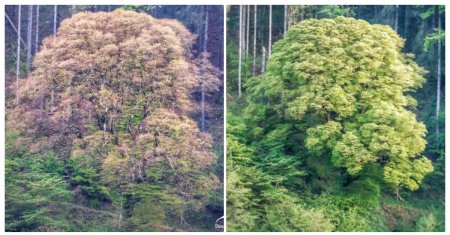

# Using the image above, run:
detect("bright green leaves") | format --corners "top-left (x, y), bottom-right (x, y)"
top-left (5, 148), bottom-right (73, 231)
top-left (263, 192), bottom-right (335, 232)
top-left (384, 157), bottom-right (433, 191)
top-left (306, 121), bottom-right (342, 153)
top-left (332, 132), bottom-right (376, 175)
top-left (246, 17), bottom-right (432, 192)
top-left (423, 28), bottom-right (445, 52)
top-left (324, 85), bottom-right (356, 119)
top-left (287, 93), bottom-right (312, 120)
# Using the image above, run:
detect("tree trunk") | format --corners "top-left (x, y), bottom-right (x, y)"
top-left (238, 5), bottom-right (242, 97)
top-left (246, 5), bottom-right (250, 59)
top-left (268, 5), bottom-right (272, 57)
top-left (394, 5), bottom-right (399, 32)
top-left (284, 5), bottom-right (288, 34)
top-left (118, 200), bottom-right (123, 229)
top-left (16, 5), bottom-right (22, 105)
top-left (404, 6), bottom-right (407, 37)
top-left (201, 6), bottom-right (209, 132)
top-left (436, 6), bottom-right (441, 136)
top-left (35, 5), bottom-right (39, 54)
top-left (26, 5), bottom-right (33, 76)
top-left (51, 5), bottom-right (58, 110)
top-left (242, 6), bottom-right (246, 59)
top-left (53, 6), bottom-right (57, 36)
top-left (252, 5), bottom-right (257, 77)
top-left (261, 46), bottom-right (266, 74)
top-left (396, 188), bottom-right (405, 201)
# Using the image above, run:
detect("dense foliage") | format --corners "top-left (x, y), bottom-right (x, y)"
top-left (6, 9), bottom-right (223, 232)
top-left (227, 5), bottom-right (444, 232)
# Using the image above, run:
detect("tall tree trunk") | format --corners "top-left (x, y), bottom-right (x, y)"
top-left (246, 5), bottom-right (250, 59)
top-left (16, 5), bottom-right (22, 105)
top-left (374, 6), bottom-right (378, 20)
top-left (268, 5), bottom-right (272, 57)
top-left (252, 5), bottom-right (257, 77)
top-left (201, 6), bottom-right (209, 132)
top-left (394, 5), bottom-right (399, 32)
top-left (51, 5), bottom-right (58, 110)
top-left (26, 5), bottom-right (33, 76)
top-left (404, 6), bottom-right (407, 37)
top-left (261, 46), bottom-right (266, 73)
top-left (53, 6), bottom-right (57, 36)
top-left (436, 6), bottom-right (441, 136)
top-left (238, 5), bottom-right (242, 97)
top-left (284, 5), bottom-right (288, 34)
top-left (35, 5), bottom-right (39, 54)
top-left (117, 200), bottom-right (123, 229)
top-left (242, 6), bottom-right (246, 59)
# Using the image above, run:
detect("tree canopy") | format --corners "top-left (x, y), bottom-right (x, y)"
top-left (246, 17), bottom-right (432, 193)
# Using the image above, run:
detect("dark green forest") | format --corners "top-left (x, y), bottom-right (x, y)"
top-left (5, 5), bottom-right (223, 231)
top-left (226, 5), bottom-right (445, 231)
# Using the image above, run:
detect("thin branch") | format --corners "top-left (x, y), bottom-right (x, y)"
top-left (5, 12), bottom-right (27, 50)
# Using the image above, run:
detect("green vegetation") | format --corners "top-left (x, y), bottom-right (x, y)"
top-left (227, 5), bottom-right (444, 232)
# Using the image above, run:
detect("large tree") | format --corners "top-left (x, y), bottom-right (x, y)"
top-left (245, 17), bottom-right (433, 198)
top-left (7, 9), bottom-right (220, 231)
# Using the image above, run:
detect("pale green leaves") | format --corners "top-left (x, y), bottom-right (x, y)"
top-left (249, 17), bottom-right (432, 192)
top-left (306, 121), bottom-right (342, 152)
top-left (332, 132), bottom-right (376, 175)
top-left (384, 157), bottom-right (433, 191)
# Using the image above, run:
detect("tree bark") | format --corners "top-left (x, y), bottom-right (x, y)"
top-left (284, 5), bottom-right (288, 34)
top-left (394, 5), bottom-right (399, 32)
top-left (16, 5), bottom-right (22, 105)
top-left (436, 6), bottom-right (441, 136)
top-left (201, 6), bottom-right (209, 132)
top-left (118, 200), bottom-right (123, 229)
top-left (51, 5), bottom-right (58, 110)
top-left (238, 5), bottom-right (243, 97)
top-left (404, 6), bottom-right (407, 37)
top-left (242, 6), bottom-right (246, 59)
top-left (53, 5), bottom-right (57, 36)
top-left (246, 5), bottom-right (250, 59)
top-left (35, 5), bottom-right (39, 54)
top-left (26, 5), bottom-right (33, 76)
top-left (252, 5), bottom-right (257, 77)
top-left (261, 46), bottom-right (266, 74)
top-left (268, 5), bottom-right (272, 57)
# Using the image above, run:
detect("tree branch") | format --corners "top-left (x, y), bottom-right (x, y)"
top-left (5, 12), bottom-right (28, 50)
